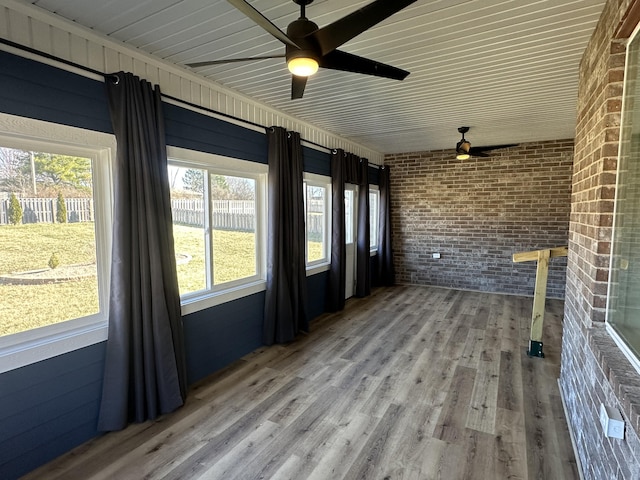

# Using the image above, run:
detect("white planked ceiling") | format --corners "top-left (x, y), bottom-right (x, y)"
top-left (29, 0), bottom-right (607, 154)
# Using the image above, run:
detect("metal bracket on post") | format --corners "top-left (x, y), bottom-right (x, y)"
top-left (527, 340), bottom-right (545, 358)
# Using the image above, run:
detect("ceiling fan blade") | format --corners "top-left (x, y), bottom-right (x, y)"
top-left (309, 0), bottom-right (417, 56)
top-left (319, 50), bottom-right (409, 80)
top-left (291, 75), bottom-right (308, 100)
top-left (187, 55), bottom-right (286, 68)
top-left (469, 144), bottom-right (518, 155)
top-left (227, 0), bottom-right (300, 49)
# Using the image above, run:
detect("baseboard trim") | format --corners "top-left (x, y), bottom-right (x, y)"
top-left (558, 378), bottom-right (585, 480)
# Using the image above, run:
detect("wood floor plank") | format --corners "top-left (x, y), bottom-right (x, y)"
top-left (497, 349), bottom-right (523, 411)
top-left (494, 408), bottom-right (528, 480)
top-left (459, 326), bottom-right (485, 368)
top-left (194, 420), bottom-right (281, 479)
top-left (433, 365), bottom-right (477, 443)
top-left (22, 286), bottom-right (579, 480)
top-left (461, 429), bottom-right (498, 480)
top-left (466, 371), bottom-right (499, 434)
top-left (342, 403), bottom-right (404, 480)
top-left (227, 387), bottom-right (342, 480)
top-left (415, 438), bottom-right (466, 480)
top-left (305, 413), bottom-right (378, 480)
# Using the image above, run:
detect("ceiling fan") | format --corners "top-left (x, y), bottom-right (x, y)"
top-left (455, 127), bottom-right (518, 160)
top-left (187, 0), bottom-right (417, 100)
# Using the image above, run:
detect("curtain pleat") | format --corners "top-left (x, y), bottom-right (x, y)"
top-left (98, 72), bottom-right (187, 432)
top-left (263, 127), bottom-right (309, 345)
top-left (355, 157), bottom-right (371, 297)
top-left (327, 149), bottom-right (347, 312)
top-left (377, 166), bottom-right (395, 286)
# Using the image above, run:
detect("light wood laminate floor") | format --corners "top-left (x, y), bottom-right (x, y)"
top-left (23, 286), bottom-right (578, 480)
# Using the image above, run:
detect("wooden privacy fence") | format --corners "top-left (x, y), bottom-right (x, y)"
top-left (172, 198), bottom-right (325, 235)
top-left (1, 196), bottom-right (325, 236)
top-left (0, 197), bottom-right (94, 224)
top-left (172, 199), bottom-right (256, 231)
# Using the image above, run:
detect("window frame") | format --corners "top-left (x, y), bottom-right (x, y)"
top-left (369, 185), bottom-right (380, 254)
top-left (606, 21), bottom-right (640, 375)
top-left (303, 173), bottom-right (331, 275)
top-left (0, 113), bottom-right (114, 374)
top-left (167, 146), bottom-right (267, 315)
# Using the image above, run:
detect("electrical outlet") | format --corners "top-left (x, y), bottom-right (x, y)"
top-left (432, 252), bottom-right (441, 259)
top-left (600, 403), bottom-right (625, 439)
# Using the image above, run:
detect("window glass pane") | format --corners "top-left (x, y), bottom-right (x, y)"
top-left (370, 190), bottom-right (379, 250)
top-left (169, 166), bottom-right (207, 295)
top-left (0, 147), bottom-right (98, 336)
top-left (345, 189), bottom-right (354, 244)
top-left (608, 33), bottom-right (640, 356)
top-left (306, 184), bottom-right (326, 263)
top-left (211, 174), bottom-right (256, 284)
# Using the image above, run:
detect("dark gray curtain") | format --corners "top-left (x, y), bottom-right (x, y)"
top-left (354, 157), bottom-right (370, 297)
top-left (327, 150), bottom-right (370, 311)
top-left (327, 149), bottom-right (346, 312)
top-left (263, 127), bottom-right (309, 345)
top-left (377, 165), bottom-right (395, 286)
top-left (98, 72), bottom-right (187, 432)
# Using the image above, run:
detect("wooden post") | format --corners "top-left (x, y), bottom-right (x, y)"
top-left (528, 249), bottom-right (550, 357)
top-left (512, 246), bottom-right (567, 358)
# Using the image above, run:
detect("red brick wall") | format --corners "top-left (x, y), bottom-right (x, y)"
top-left (566, 2), bottom-right (625, 327)
top-left (559, 0), bottom-right (640, 478)
top-left (384, 141), bottom-right (573, 298)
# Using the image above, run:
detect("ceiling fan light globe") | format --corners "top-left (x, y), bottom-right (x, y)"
top-left (288, 57), bottom-right (319, 76)
top-left (456, 139), bottom-right (471, 159)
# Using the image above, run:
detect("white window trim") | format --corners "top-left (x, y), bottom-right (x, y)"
top-left (605, 21), bottom-right (640, 376)
top-left (167, 146), bottom-right (268, 315)
top-left (0, 113), bottom-right (115, 374)
top-left (304, 172), bottom-right (331, 272)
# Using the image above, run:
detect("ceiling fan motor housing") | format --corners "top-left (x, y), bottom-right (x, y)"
top-left (286, 18), bottom-right (320, 64)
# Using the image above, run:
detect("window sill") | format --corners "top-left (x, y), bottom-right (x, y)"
top-left (180, 280), bottom-right (267, 315)
top-left (592, 324), bottom-right (640, 436)
top-left (0, 317), bottom-right (108, 374)
top-left (306, 263), bottom-right (330, 276)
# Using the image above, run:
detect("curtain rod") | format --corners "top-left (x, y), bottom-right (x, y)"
top-left (0, 37), bottom-right (362, 157)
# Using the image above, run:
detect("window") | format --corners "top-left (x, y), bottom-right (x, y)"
top-left (345, 188), bottom-right (355, 245)
top-left (167, 147), bottom-right (266, 313)
top-left (0, 113), bottom-right (114, 373)
top-left (369, 187), bottom-right (380, 252)
top-left (607, 27), bottom-right (640, 372)
top-left (304, 174), bottom-right (331, 269)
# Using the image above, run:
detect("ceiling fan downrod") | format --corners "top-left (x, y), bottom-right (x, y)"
top-left (293, 0), bottom-right (313, 19)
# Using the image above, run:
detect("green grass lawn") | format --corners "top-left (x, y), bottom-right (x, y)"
top-left (0, 223), bottom-right (100, 336)
top-left (1, 223), bottom-right (323, 337)
top-left (172, 225), bottom-right (258, 294)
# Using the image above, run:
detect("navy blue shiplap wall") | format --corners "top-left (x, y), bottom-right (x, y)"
top-left (0, 52), bottom-right (336, 479)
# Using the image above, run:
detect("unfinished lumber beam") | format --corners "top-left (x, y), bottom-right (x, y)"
top-left (512, 246), bottom-right (568, 358)
top-left (512, 246), bottom-right (568, 263)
